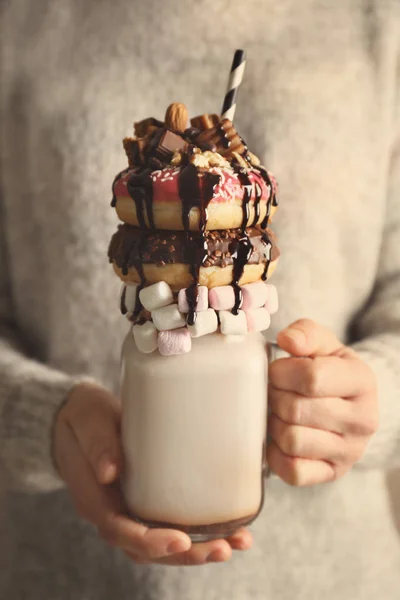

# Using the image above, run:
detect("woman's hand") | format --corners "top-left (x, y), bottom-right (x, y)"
top-left (267, 319), bottom-right (379, 486)
top-left (53, 382), bottom-right (252, 565)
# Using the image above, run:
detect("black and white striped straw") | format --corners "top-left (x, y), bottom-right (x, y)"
top-left (221, 49), bottom-right (246, 122)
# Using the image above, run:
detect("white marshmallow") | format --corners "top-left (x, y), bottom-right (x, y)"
top-left (219, 310), bottom-right (248, 335)
top-left (245, 308), bottom-right (271, 332)
top-left (241, 281), bottom-right (269, 310)
top-left (120, 283), bottom-right (139, 316)
top-left (187, 309), bottom-right (218, 338)
top-left (139, 282), bottom-right (174, 312)
top-left (158, 328), bottom-right (192, 356)
top-left (264, 284), bottom-right (279, 315)
top-left (151, 304), bottom-right (186, 331)
top-left (133, 321), bottom-right (158, 354)
top-left (178, 286), bottom-right (209, 312)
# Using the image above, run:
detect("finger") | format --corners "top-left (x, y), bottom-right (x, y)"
top-left (268, 414), bottom-right (346, 462)
top-left (124, 530), bottom-right (252, 566)
top-left (67, 387), bottom-right (123, 484)
top-left (148, 538), bottom-right (233, 566)
top-left (277, 319), bottom-right (348, 358)
top-left (268, 384), bottom-right (353, 434)
top-left (226, 527), bottom-right (253, 551)
top-left (269, 355), bottom-right (371, 398)
top-left (266, 441), bottom-right (335, 486)
top-left (59, 422), bottom-right (191, 559)
top-left (57, 420), bottom-right (124, 524)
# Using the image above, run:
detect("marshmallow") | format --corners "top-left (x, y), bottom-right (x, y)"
top-left (219, 310), bottom-right (248, 335)
top-left (245, 308), bottom-right (271, 332)
top-left (178, 286), bottom-right (209, 313)
top-left (241, 281), bottom-right (269, 310)
top-left (187, 309), bottom-right (218, 338)
top-left (139, 282), bottom-right (174, 312)
top-left (120, 283), bottom-right (139, 316)
top-left (209, 286), bottom-right (238, 310)
top-left (133, 321), bottom-right (158, 353)
top-left (264, 284), bottom-right (279, 315)
top-left (158, 328), bottom-right (192, 356)
top-left (151, 304), bottom-right (186, 331)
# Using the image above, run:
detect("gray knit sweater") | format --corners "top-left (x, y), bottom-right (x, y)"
top-left (1, 1), bottom-right (400, 598)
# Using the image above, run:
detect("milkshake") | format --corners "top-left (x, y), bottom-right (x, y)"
top-left (108, 96), bottom-right (280, 540)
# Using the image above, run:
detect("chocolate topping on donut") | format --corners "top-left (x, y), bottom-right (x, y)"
top-left (108, 225), bottom-right (279, 270)
top-left (110, 101), bottom-right (279, 320)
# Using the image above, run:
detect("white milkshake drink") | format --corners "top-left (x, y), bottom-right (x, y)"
top-left (121, 332), bottom-right (268, 539)
top-left (108, 95), bottom-right (279, 540)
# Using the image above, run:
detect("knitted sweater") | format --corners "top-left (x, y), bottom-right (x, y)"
top-left (1, 1), bottom-right (400, 598)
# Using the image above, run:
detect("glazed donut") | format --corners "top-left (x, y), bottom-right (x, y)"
top-left (108, 224), bottom-right (279, 290)
top-left (113, 165), bottom-right (278, 232)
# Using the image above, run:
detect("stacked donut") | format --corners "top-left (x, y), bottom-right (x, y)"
top-left (108, 103), bottom-right (280, 355)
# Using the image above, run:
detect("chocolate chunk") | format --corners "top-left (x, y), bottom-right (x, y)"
top-left (153, 130), bottom-right (188, 162)
top-left (134, 117), bottom-right (164, 138)
top-left (190, 114), bottom-right (220, 130)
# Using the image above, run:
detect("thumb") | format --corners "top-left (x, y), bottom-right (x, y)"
top-left (277, 319), bottom-right (345, 358)
top-left (66, 383), bottom-right (123, 485)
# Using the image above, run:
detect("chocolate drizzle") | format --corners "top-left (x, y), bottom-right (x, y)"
top-left (255, 165), bottom-right (278, 229)
top-left (120, 286), bottom-right (128, 315)
top-left (261, 231), bottom-right (272, 281)
top-left (127, 169), bottom-right (155, 230)
top-left (252, 181), bottom-right (262, 227)
top-left (178, 165), bottom-right (220, 325)
top-left (117, 227), bottom-right (147, 318)
top-left (111, 167), bottom-right (130, 207)
top-left (229, 163), bottom-right (254, 314)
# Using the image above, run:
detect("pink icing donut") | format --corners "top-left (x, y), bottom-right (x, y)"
top-left (113, 165), bottom-right (277, 231)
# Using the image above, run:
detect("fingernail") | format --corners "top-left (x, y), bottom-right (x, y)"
top-left (97, 454), bottom-right (117, 482)
top-left (206, 549), bottom-right (226, 563)
top-left (167, 540), bottom-right (190, 555)
top-left (282, 328), bottom-right (306, 346)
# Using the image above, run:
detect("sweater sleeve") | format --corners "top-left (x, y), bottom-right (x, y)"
top-left (351, 100), bottom-right (400, 469)
top-left (0, 212), bottom-right (81, 493)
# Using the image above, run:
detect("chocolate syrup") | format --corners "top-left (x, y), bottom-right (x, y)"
top-left (127, 169), bottom-right (155, 230)
top-left (261, 231), bottom-right (272, 281)
top-left (120, 232), bottom-right (147, 318)
top-left (111, 167), bottom-right (130, 207)
top-left (178, 165), bottom-right (220, 325)
top-left (255, 165), bottom-right (278, 229)
top-left (229, 237), bottom-right (253, 314)
top-left (230, 163), bottom-right (254, 314)
top-left (252, 181), bottom-right (263, 227)
top-left (233, 164), bottom-right (253, 230)
top-left (120, 286), bottom-right (128, 315)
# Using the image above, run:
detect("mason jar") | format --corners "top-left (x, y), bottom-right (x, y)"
top-left (120, 330), bottom-right (268, 542)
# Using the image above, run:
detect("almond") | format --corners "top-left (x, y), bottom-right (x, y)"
top-left (165, 102), bottom-right (189, 132)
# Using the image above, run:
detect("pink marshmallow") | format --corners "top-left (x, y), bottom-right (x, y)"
top-left (264, 284), bottom-right (279, 315)
top-left (241, 281), bottom-right (269, 310)
top-left (178, 286), bottom-right (209, 312)
top-left (209, 286), bottom-right (239, 310)
top-left (245, 308), bottom-right (271, 332)
top-left (158, 328), bottom-right (192, 356)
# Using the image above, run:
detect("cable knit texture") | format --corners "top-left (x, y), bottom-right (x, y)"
top-left (1, 1), bottom-right (400, 598)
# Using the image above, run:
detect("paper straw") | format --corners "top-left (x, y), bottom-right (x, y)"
top-left (221, 49), bottom-right (246, 121)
